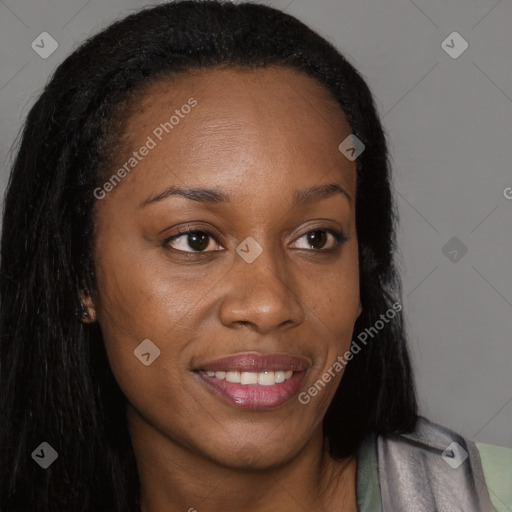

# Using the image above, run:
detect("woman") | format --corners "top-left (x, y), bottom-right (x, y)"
top-left (0, 1), bottom-right (510, 511)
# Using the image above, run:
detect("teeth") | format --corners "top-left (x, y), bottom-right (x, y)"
top-left (225, 371), bottom-right (241, 383)
top-left (240, 372), bottom-right (258, 385)
top-left (274, 371), bottom-right (285, 383)
top-left (206, 370), bottom-right (295, 385)
top-left (258, 370), bottom-right (275, 385)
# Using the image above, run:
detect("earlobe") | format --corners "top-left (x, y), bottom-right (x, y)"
top-left (357, 303), bottom-right (363, 318)
top-left (79, 290), bottom-right (97, 323)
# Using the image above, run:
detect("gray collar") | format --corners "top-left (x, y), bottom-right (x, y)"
top-left (375, 416), bottom-right (495, 511)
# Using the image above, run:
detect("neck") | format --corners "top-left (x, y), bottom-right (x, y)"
top-left (128, 408), bottom-right (358, 512)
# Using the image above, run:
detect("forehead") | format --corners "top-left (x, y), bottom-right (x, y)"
top-left (105, 65), bottom-right (356, 204)
top-left (123, 65), bottom-right (350, 146)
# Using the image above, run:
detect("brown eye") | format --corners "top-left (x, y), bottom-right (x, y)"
top-left (291, 228), bottom-right (346, 251)
top-left (306, 230), bottom-right (328, 250)
top-left (165, 229), bottom-right (222, 253)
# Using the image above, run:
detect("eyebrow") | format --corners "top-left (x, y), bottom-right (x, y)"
top-left (140, 182), bottom-right (351, 208)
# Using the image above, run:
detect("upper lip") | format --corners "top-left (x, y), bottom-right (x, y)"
top-left (195, 352), bottom-right (310, 373)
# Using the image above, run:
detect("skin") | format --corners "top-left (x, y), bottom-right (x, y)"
top-left (82, 66), bottom-right (362, 512)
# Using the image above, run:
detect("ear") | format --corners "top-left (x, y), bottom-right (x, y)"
top-left (79, 289), bottom-right (97, 323)
top-left (357, 303), bottom-right (363, 318)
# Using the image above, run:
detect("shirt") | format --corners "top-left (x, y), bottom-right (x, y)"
top-left (356, 432), bottom-right (512, 511)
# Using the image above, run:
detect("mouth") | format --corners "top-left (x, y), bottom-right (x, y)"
top-left (193, 352), bottom-right (310, 410)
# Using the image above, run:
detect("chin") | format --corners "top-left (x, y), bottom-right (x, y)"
top-left (202, 436), bottom-right (305, 471)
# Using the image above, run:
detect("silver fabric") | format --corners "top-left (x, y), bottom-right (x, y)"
top-left (377, 416), bottom-right (495, 511)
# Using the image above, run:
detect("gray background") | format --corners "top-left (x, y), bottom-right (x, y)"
top-left (0, 0), bottom-right (510, 448)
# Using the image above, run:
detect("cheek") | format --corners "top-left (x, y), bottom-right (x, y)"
top-left (92, 263), bottom-right (190, 434)
top-left (91, 228), bottom-right (216, 404)
top-left (300, 242), bottom-right (360, 402)
top-left (92, 213), bottom-right (187, 341)
top-left (91, 251), bottom-right (219, 447)
top-left (309, 242), bottom-right (360, 340)
top-left (90, 244), bottom-right (172, 396)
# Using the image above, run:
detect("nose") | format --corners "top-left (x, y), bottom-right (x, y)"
top-left (218, 244), bottom-right (305, 334)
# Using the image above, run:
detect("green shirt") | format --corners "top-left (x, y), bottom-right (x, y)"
top-left (356, 433), bottom-right (512, 512)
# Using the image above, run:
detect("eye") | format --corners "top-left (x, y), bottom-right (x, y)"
top-left (163, 226), bottom-right (347, 255)
top-left (291, 228), bottom-right (346, 251)
top-left (164, 228), bottom-right (223, 254)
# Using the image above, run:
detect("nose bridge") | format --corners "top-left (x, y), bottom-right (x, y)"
top-left (239, 237), bottom-right (286, 294)
top-left (219, 235), bottom-right (304, 332)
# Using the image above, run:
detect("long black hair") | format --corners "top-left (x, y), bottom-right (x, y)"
top-left (0, 1), bottom-right (417, 510)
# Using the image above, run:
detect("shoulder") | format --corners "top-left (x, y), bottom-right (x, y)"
top-left (376, 416), bottom-right (509, 511)
top-left (475, 441), bottom-right (512, 512)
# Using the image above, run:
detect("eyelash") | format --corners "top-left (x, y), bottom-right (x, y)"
top-left (162, 226), bottom-right (347, 256)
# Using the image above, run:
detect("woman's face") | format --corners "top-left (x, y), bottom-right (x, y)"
top-left (88, 66), bottom-right (361, 468)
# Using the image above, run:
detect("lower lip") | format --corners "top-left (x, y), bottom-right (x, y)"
top-left (196, 371), bottom-right (306, 410)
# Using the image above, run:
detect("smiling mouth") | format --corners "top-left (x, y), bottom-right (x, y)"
top-left (194, 352), bottom-right (310, 410)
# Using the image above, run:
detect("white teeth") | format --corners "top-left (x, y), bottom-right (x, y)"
top-left (226, 371), bottom-right (241, 383)
top-left (274, 371), bottom-right (285, 383)
top-left (258, 370), bottom-right (275, 385)
top-left (206, 370), bottom-right (295, 385)
top-left (240, 372), bottom-right (258, 385)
